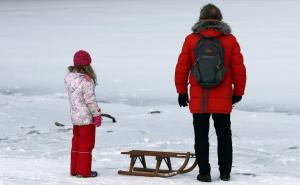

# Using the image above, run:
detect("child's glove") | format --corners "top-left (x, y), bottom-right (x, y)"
top-left (92, 116), bottom-right (102, 127)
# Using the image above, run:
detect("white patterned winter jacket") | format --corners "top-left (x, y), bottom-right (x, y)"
top-left (64, 72), bottom-right (101, 126)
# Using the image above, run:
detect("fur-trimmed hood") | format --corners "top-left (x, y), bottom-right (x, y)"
top-left (192, 20), bottom-right (231, 35)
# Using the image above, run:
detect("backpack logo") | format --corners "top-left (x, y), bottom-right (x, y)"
top-left (192, 37), bottom-right (226, 88)
top-left (205, 49), bottom-right (212, 53)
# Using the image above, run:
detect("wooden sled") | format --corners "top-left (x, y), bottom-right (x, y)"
top-left (118, 150), bottom-right (197, 177)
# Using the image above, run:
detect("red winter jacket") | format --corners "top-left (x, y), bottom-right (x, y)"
top-left (175, 20), bottom-right (246, 114)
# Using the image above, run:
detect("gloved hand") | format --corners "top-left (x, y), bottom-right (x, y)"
top-left (178, 93), bottom-right (189, 107)
top-left (232, 96), bottom-right (242, 104)
top-left (92, 116), bottom-right (102, 127)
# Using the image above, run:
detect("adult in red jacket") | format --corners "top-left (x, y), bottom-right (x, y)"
top-left (175, 4), bottom-right (246, 182)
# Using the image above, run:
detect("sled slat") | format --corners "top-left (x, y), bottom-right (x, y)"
top-left (121, 150), bottom-right (191, 158)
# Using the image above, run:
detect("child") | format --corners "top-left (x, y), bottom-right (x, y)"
top-left (64, 50), bottom-right (102, 177)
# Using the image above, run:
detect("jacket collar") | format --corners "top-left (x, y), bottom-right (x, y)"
top-left (192, 19), bottom-right (231, 37)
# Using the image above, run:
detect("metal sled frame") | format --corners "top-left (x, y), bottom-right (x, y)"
top-left (118, 150), bottom-right (197, 177)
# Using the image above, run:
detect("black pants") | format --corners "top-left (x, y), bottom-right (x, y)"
top-left (193, 113), bottom-right (232, 175)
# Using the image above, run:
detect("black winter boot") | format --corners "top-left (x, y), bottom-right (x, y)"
top-left (76, 171), bottom-right (98, 178)
top-left (197, 174), bottom-right (212, 182)
top-left (220, 173), bottom-right (230, 181)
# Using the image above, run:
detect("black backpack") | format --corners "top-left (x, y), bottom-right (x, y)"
top-left (192, 36), bottom-right (226, 88)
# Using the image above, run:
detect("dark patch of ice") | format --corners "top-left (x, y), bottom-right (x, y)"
top-left (139, 130), bottom-right (147, 134)
top-left (26, 130), bottom-right (40, 135)
top-left (54, 122), bottom-right (65, 127)
top-left (0, 102), bottom-right (9, 107)
top-left (0, 137), bottom-right (9, 142)
top-left (56, 128), bottom-right (72, 132)
top-left (98, 96), bottom-right (175, 106)
top-left (234, 172), bottom-right (257, 177)
top-left (288, 146), bottom-right (299, 150)
top-left (237, 105), bottom-right (300, 115)
top-left (149, 111), bottom-right (161, 114)
top-left (20, 126), bottom-right (35, 129)
top-left (97, 100), bottom-right (110, 103)
top-left (0, 87), bottom-right (56, 96)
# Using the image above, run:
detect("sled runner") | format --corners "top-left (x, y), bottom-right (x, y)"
top-left (118, 150), bottom-right (197, 177)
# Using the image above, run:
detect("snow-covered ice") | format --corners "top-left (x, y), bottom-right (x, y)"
top-left (1, 0), bottom-right (300, 184)
top-left (1, 94), bottom-right (300, 185)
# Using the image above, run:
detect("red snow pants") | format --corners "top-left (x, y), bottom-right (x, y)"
top-left (70, 124), bottom-right (96, 177)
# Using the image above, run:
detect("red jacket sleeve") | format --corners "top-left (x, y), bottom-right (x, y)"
top-left (175, 36), bottom-right (192, 94)
top-left (230, 36), bottom-right (246, 96)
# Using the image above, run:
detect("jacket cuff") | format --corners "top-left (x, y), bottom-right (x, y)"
top-left (88, 103), bottom-right (101, 116)
top-left (233, 89), bottom-right (244, 96)
top-left (176, 86), bottom-right (188, 94)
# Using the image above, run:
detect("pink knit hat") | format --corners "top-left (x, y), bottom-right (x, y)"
top-left (73, 50), bottom-right (92, 66)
